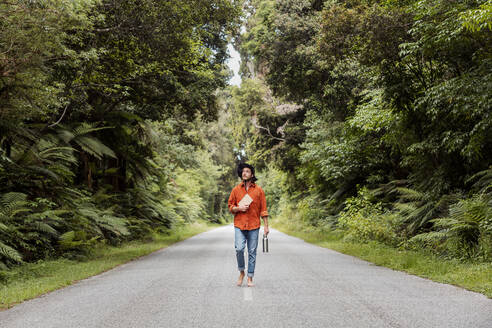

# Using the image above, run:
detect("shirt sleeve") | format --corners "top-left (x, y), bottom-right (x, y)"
top-left (260, 187), bottom-right (268, 217)
top-left (228, 188), bottom-right (236, 214)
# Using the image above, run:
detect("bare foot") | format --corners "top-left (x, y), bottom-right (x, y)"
top-left (247, 277), bottom-right (254, 287)
top-left (237, 271), bottom-right (245, 286)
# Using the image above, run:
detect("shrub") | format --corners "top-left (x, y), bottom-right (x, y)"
top-left (338, 188), bottom-right (400, 245)
top-left (410, 194), bottom-right (492, 260)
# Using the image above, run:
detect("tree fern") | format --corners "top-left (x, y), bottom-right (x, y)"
top-left (33, 222), bottom-right (59, 237)
top-left (0, 192), bottom-right (28, 218)
top-left (397, 187), bottom-right (427, 202)
top-left (467, 166), bottom-right (492, 194)
top-left (58, 230), bottom-right (98, 251)
top-left (73, 136), bottom-right (116, 160)
top-left (25, 165), bottom-right (61, 181)
top-left (56, 123), bottom-right (116, 160)
top-left (76, 202), bottom-right (129, 238)
top-left (59, 231), bottom-right (76, 245)
top-left (394, 188), bottom-right (459, 235)
top-left (0, 241), bottom-right (22, 263)
top-left (411, 195), bottom-right (492, 258)
top-left (95, 215), bottom-right (129, 236)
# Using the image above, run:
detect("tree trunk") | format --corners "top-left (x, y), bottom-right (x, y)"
top-left (4, 137), bottom-right (11, 158)
top-left (81, 152), bottom-right (93, 189)
top-left (111, 157), bottom-right (119, 191)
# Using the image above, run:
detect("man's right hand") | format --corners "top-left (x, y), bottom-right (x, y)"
top-left (236, 204), bottom-right (249, 212)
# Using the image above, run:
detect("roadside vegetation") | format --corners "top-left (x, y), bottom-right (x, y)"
top-left (229, 0), bottom-right (492, 296)
top-left (0, 0), bottom-right (240, 287)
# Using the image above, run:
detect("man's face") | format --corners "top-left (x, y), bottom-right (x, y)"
top-left (242, 167), bottom-right (252, 181)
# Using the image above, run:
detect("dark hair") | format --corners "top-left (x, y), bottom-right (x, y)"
top-left (237, 163), bottom-right (257, 182)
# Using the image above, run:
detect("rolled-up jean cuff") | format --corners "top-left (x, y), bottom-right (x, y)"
top-left (238, 267), bottom-right (245, 271)
top-left (247, 273), bottom-right (254, 278)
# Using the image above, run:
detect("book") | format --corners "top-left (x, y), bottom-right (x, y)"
top-left (238, 193), bottom-right (253, 207)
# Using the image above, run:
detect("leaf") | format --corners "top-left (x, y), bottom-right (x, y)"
top-left (0, 242), bottom-right (22, 262)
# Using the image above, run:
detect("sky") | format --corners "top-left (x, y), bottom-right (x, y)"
top-left (226, 44), bottom-right (242, 86)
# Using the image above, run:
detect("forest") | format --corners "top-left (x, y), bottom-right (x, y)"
top-left (0, 0), bottom-right (242, 269)
top-left (232, 0), bottom-right (492, 261)
top-left (1, 0), bottom-right (491, 272)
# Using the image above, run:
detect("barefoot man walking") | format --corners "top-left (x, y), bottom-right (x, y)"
top-left (228, 163), bottom-right (269, 287)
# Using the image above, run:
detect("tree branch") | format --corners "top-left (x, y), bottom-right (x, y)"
top-left (49, 104), bottom-right (69, 127)
top-left (251, 116), bottom-right (286, 142)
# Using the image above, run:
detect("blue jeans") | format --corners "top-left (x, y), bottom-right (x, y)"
top-left (234, 227), bottom-right (259, 278)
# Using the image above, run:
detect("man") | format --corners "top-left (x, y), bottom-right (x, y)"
top-left (228, 163), bottom-right (269, 287)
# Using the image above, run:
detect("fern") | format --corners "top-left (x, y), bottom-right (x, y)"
top-left (467, 166), bottom-right (492, 193)
top-left (59, 230), bottom-right (75, 243)
top-left (0, 241), bottom-right (22, 262)
top-left (394, 188), bottom-right (459, 235)
top-left (95, 215), bottom-right (129, 236)
top-left (0, 192), bottom-right (28, 218)
top-left (58, 230), bottom-right (95, 251)
top-left (57, 123), bottom-right (116, 160)
top-left (74, 136), bottom-right (116, 160)
top-left (410, 230), bottom-right (449, 243)
top-left (411, 195), bottom-right (492, 258)
top-left (397, 187), bottom-right (427, 202)
top-left (33, 222), bottom-right (59, 237)
top-left (25, 165), bottom-right (61, 181)
top-left (0, 261), bottom-right (8, 270)
top-left (73, 123), bottom-right (113, 138)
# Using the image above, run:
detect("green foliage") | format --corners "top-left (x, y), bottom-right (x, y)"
top-left (467, 166), bottom-right (492, 193)
top-left (338, 188), bottom-right (399, 245)
top-left (235, 0), bottom-right (492, 262)
top-left (394, 188), bottom-right (459, 235)
top-left (256, 166), bottom-right (287, 217)
top-left (0, 193), bottom-right (65, 266)
top-left (410, 194), bottom-right (492, 259)
top-left (0, 0), bottom-right (241, 270)
top-left (0, 0), bottom-right (97, 123)
top-left (461, 0), bottom-right (492, 32)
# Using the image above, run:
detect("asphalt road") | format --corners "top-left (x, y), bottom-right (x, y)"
top-left (1, 225), bottom-right (492, 328)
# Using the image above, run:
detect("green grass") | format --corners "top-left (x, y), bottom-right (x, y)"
top-left (273, 221), bottom-right (492, 298)
top-left (0, 221), bottom-right (219, 309)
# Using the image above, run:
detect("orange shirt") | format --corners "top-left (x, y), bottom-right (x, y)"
top-left (228, 182), bottom-right (268, 230)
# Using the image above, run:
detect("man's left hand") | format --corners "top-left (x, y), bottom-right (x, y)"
top-left (264, 226), bottom-right (269, 236)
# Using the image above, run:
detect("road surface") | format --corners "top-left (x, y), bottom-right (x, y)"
top-left (1, 225), bottom-right (491, 327)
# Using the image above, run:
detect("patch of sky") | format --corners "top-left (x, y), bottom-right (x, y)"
top-left (226, 44), bottom-right (241, 86)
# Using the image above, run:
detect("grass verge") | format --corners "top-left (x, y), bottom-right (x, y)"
top-left (0, 220), bottom-right (219, 309)
top-left (273, 221), bottom-right (492, 298)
